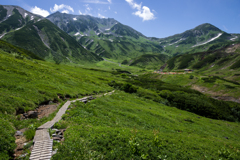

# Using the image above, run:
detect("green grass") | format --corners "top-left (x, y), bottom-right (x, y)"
top-left (52, 91), bottom-right (240, 159)
top-left (0, 48), bottom-right (121, 159)
top-left (3, 19), bottom-right (101, 63)
top-left (1, 41), bottom-right (240, 159)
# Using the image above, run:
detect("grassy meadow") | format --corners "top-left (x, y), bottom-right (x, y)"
top-left (1, 43), bottom-right (240, 159)
top-left (52, 91), bottom-right (240, 159)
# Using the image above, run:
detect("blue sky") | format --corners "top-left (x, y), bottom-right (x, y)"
top-left (1, 0), bottom-right (240, 38)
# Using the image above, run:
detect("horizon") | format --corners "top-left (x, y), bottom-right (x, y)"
top-left (1, 0), bottom-right (240, 38)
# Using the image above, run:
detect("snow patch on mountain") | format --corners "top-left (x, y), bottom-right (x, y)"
top-left (24, 13), bottom-right (28, 18)
top-left (230, 36), bottom-right (238, 41)
top-left (192, 33), bottom-right (223, 47)
top-left (105, 28), bottom-right (111, 31)
top-left (73, 17), bottom-right (77, 21)
top-left (0, 33), bottom-right (6, 39)
top-left (31, 16), bottom-right (34, 20)
top-left (169, 38), bottom-right (183, 46)
top-left (74, 32), bottom-right (80, 36)
top-left (16, 27), bottom-right (22, 31)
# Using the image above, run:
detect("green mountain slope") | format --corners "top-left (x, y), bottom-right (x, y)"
top-left (47, 12), bottom-right (240, 60)
top-left (0, 39), bottom-right (43, 60)
top-left (0, 5), bottom-right (42, 37)
top-left (1, 39), bottom-right (240, 159)
top-left (151, 23), bottom-right (239, 56)
top-left (2, 18), bottom-right (102, 63)
top-left (122, 54), bottom-right (170, 70)
top-left (0, 5), bottom-right (102, 63)
top-left (163, 42), bottom-right (240, 71)
top-left (47, 12), bottom-right (164, 61)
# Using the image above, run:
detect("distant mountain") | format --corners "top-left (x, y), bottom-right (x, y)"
top-left (0, 5), bottom-right (101, 63)
top-left (150, 23), bottom-right (240, 56)
top-left (47, 12), bottom-right (240, 60)
top-left (0, 5), bottom-right (43, 37)
top-left (47, 12), bottom-right (164, 61)
top-left (1, 5), bottom-right (239, 64)
top-left (162, 42), bottom-right (240, 71)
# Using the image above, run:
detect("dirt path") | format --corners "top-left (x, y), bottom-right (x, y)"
top-left (29, 91), bottom-right (115, 160)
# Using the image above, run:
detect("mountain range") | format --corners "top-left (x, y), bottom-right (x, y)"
top-left (0, 5), bottom-right (239, 64)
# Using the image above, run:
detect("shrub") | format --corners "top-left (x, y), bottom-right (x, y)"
top-left (189, 75), bottom-right (194, 79)
top-left (0, 117), bottom-right (16, 159)
top-left (24, 129), bottom-right (35, 141)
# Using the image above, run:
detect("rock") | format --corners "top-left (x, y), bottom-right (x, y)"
top-left (23, 113), bottom-right (28, 117)
top-left (27, 111), bottom-right (38, 118)
top-left (88, 96), bottom-right (95, 100)
top-left (49, 101), bottom-right (53, 105)
top-left (52, 134), bottom-right (63, 138)
top-left (53, 137), bottom-right (61, 141)
top-left (225, 137), bottom-right (229, 139)
top-left (19, 153), bottom-right (27, 158)
top-left (15, 131), bottom-right (23, 136)
top-left (57, 131), bottom-right (63, 135)
top-left (82, 99), bottom-right (88, 103)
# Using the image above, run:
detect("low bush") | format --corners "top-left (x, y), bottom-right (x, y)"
top-left (159, 90), bottom-right (240, 121)
top-left (24, 129), bottom-right (35, 141)
top-left (0, 117), bottom-right (16, 160)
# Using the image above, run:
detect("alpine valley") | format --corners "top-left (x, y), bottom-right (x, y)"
top-left (1, 4), bottom-right (240, 160)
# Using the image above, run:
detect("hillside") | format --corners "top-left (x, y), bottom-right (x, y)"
top-left (0, 5), bottom-right (42, 37)
top-left (1, 5), bottom-right (239, 63)
top-left (150, 23), bottom-right (240, 56)
top-left (122, 54), bottom-right (170, 70)
top-left (2, 18), bottom-right (101, 63)
top-left (1, 37), bottom-right (240, 159)
top-left (0, 5), bottom-right (101, 63)
top-left (163, 42), bottom-right (240, 71)
top-left (47, 12), bottom-right (164, 61)
top-left (1, 4), bottom-right (240, 160)
top-left (47, 12), bottom-right (239, 61)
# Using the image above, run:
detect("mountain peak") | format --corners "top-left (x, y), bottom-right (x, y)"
top-left (193, 23), bottom-right (222, 32)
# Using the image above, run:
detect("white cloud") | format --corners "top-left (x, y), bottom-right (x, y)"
top-left (126, 0), bottom-right (141, 10)
top-left (98, 13), bottom-right (106, 18)
top-left (50, 4), bottom-right (74, 13)
top-left (62, 10), bottom-right (69, 14)
top-left (109, 6), bottom-right (110, 10)
top-left (108, 0), bottom-right (112, 3)
top-left (30, 6), bottom-right (50, 17)
top-left (125, 0), bottom-right (155, 21)
top-left (80, 4), bottom-right (93, 15)
top-left (82, 0), bottom-right (109, 4)
top-left (115, 11), bottom-right (117, 14)
top-left (134, 6), bottom-right (155, 21)
top-left (79, 10), bottom-right (83, 15)
top-left (84, 4), bottom-right (92, 11)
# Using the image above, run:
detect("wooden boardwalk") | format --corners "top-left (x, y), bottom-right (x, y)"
top-left (30, 91), bottom-right (114, 160)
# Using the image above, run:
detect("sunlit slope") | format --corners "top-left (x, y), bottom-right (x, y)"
top-left (163, 42), bottom-right (240, 71)
top-left (3, 19), bottom-right (102, 63)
